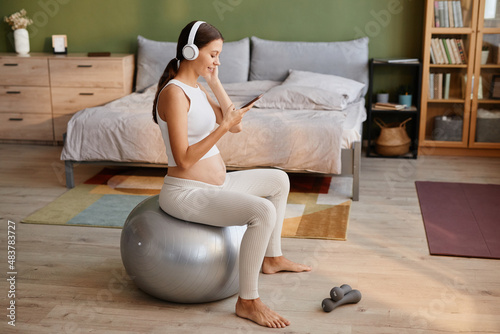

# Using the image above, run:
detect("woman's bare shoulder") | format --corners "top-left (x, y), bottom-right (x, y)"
top-left (158, 84), bottom-right (188, 110)
top-left (158, 83), bottom-right (186, 102)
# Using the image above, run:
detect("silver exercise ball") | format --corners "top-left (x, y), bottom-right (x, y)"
top-left (120, 195), bottom-right (246, 303)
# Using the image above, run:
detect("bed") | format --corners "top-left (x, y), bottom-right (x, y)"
top-left (61, 36), bottom-right (369, 200)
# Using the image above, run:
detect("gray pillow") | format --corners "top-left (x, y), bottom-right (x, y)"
top-left (135, 36), bottom-right (250, 92)
top-left (218, 37), bottom-right (250, 83)
top-left (136, 36), bottom-right (176, 92)
top-left (249, 36), bottom-right (369, 96)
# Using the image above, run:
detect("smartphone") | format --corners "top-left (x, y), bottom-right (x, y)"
top-left (241, 94), bottom-right (263, 108)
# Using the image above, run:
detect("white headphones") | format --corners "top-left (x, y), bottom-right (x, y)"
top-left (182, 21), bottom-right (205, 61)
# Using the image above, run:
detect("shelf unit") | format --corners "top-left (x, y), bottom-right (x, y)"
top-left (366, 59), bottom-right (422, 159)
top-left (419, 0), bottom-right (500, 156)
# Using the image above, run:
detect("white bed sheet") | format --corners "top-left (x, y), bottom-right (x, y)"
top-left (61, 81), bottom-right (365, 174)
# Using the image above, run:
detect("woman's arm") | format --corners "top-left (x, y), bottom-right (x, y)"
top-left (158, 84), bottom-right (248, 169)
top-left (202, 67), bottom-right (251, 133)
top-left (201, 84), bottom-right (243, 134)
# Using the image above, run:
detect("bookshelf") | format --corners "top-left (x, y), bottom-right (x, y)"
top-left (366, 59), bottom-right (422, 159)
top-left (420, 0), bottom-right (500, 156)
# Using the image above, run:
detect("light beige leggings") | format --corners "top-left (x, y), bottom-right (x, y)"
top-left (159, 169), bottom-right (289, 299)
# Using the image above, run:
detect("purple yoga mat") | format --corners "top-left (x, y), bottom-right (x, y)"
top-left (415, 181), bottom-right (500, 259)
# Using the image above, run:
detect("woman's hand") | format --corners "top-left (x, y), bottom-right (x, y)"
top-left (202, 64), bottom-right (220, 87)
top-left (221, 103), bottom-right (252, 132)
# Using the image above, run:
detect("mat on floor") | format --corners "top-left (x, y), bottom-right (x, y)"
top-left (22, 168), bottom-right (352, 240)
top-left (415, 181), bottom-right (500, 259)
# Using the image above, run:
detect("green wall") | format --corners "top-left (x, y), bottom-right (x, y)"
top-left (1, 0), bottom-right (423, 58)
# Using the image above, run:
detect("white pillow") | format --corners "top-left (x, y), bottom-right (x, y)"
top-left (255, 70), bottom-right (365, 110)
top-left (283, 70), bottom-right (365, 104)
top-left (254, 85), bottom-right (349, 110)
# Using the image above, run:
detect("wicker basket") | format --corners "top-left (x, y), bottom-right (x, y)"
top-left (374, 118), bottom-right (411, 156)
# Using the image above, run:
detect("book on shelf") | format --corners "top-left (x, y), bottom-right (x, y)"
top-left (461, 74), bottom-right (483, 100)
top-left (372, 102), bottom-right (406, 110)
top-left (428, 72), bottom-right (453, 99)
top-left (478, 75), bottom-right (483, 99)
top-left (456, 39), bottom-right (467, 63)
top-left (429, 73), bottom-right (434, 98)
top-left (444, 73), bottom-right (451, 99)
top-left (430, 38), bottom-right (467, 64)
top-left (373, 58), bottom-right (419, 63)
top-left (434, 1), bottom-right (464, 28)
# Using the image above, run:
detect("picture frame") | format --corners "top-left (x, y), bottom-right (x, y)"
top-left (52, 35), bottom-right (67, 54)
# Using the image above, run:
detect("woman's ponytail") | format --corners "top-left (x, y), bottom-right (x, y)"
top-left (152, 57), bottom-right (179, 123)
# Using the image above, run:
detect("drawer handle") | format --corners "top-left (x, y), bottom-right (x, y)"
top-left (7, 91), bottom-right (21, 94)
top-left (79, 92), bottom-right (94, 96)
top-left (3, 63), bottom-right (18, 67)
top-left (77, 65), bottom-right (93, 68)
top-left (9, 118), bottom-right (23, 121)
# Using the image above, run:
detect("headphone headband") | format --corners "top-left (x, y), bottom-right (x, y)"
top-left (182, 21), bottom-right (205, 61)
top-left (187, 21), bottom-right (205, 48)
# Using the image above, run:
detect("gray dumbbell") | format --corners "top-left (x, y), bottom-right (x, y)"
top-left (321, 289), bottom-right (362, 313)
top-left (330, 284), bottom-right (352, 302)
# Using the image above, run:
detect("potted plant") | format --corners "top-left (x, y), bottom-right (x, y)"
top-left (481, 45), bottom-right (490, 65)
top-left (398, 84), bottom-right (412, 108)
top-left (376, 90), bottom-right (389, 103)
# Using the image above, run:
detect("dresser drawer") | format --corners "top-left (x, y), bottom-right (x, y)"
top-left (0, 113), bottom-right (53, 140)
top-left (51, 87), bottom-right (126, 115)
top-left (0, 58), bottom-right (49, 86)
top-left (0, 86), bottom-right (51, 114)
top-left (49, 58), bottom-right (125, 88)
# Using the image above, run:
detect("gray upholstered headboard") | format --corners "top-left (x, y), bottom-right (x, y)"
top-left (135, 35), bottom-right (369, 95)
top-left (249, 36), bottom-right (369, 96)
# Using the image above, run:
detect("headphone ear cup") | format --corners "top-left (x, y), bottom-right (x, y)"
top-left (182, 44), bottom-right (199, 61)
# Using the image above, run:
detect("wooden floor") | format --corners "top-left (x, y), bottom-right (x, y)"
top-left (1, 143), bottom-right (499, 334)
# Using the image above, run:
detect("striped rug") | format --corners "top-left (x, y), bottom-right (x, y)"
top-left (22, 168), bottom-right (351, 240)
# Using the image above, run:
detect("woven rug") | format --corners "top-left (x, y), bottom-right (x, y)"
top-left (22, 168), bottom-right (352, 240)
top-left (415, 181), bottom-right (500, 259)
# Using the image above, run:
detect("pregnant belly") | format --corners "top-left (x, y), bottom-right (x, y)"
top-left (167, 153), bottom-right (227, 185)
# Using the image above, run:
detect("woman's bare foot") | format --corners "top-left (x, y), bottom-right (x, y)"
top-left (261, 256), bottom-right (312, 274)
top-left (235, 297), bottom-right (290, 328)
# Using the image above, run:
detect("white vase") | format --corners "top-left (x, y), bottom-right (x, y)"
top-left (14, 28), bottom-right (30, 55)
top-left (481, 50), bottom-right (489, 65)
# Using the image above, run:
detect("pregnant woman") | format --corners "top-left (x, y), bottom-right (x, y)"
top-left (152, 20), bottom-right (311, 328)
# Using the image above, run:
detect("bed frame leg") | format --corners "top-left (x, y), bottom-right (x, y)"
top-left (65, 160), bottom-right (75, 189)
top-left (352, 141), bottom-right (361, 201)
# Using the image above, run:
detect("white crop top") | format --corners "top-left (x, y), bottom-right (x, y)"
top-left (156, 79), bottom-right (220, 167)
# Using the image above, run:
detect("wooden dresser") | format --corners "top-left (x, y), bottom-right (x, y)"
top-left (0, 53), bottom-right (134, 143)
